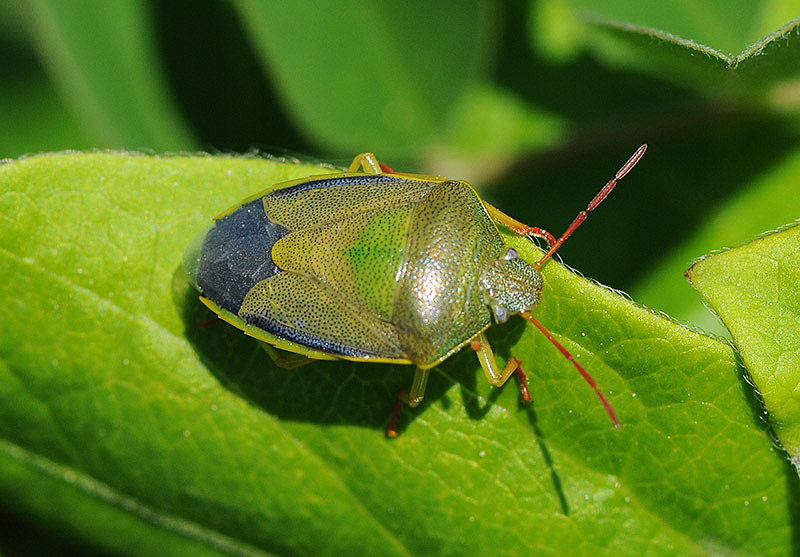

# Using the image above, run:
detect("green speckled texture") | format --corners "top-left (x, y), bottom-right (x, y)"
top-left (244, 175), bottom-right (531, 367)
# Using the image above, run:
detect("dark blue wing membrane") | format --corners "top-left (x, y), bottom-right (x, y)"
top-left (194, 198), bottom-right (289, 315)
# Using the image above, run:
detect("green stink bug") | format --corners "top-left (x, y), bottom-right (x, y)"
top-left (184, 145), bottom-right (647, 435)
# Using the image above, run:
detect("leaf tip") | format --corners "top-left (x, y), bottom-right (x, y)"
top-left (684, 263), bottom-right (697, 283)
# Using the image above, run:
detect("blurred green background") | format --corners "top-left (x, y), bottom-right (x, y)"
top-left (4, 0), bottom-right (800, 336)
top-left (3, 1), bottom-right (800, 554)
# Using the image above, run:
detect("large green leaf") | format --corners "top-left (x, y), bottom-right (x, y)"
top-left (0, 153), bottom-right (795, 554)
top-left (687, 223), bottom-right (800, 468)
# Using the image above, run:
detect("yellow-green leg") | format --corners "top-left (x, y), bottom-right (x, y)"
top-left (348, 153), bottom-right (383, 174)
top-left (404, 367), bottom-right (430, 407)
top-left (483, 202), bottom-right (556, 246)
top-left (348, 153), bottom-right (444, 181)
top-left (386, 366), bottom-right (431, 438)
top-left (260, 343), bottom-right (314, 369)
top-left (470, 332), bottom-right (531, 402)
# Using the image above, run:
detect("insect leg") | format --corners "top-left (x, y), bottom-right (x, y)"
top-left (386, 367), bottom-right (430, 438)
top-left (347, 153), bottom-right (383, 174)
top-left (483, 203), bottom-right (556, 246)
top-left (471, 332), bottom-right (501, 385)
top-left (406, 366), bottom-right (430, 407)
top-left (260, 344), bottom-right (314, 369)
top-left (348, 153), bottom-right (446, 180)
top-left (470, 332), bottom-right (531, 401)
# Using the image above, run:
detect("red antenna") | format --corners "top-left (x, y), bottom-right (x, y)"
top-left (536, 144), bottom-right (647, 269)
top-left (527, 144), bottom-right (647, 429)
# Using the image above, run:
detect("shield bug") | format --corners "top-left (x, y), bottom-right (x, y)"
top-left (185, 145), bottom-right (647, 436)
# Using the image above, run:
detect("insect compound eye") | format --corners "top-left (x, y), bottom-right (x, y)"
top-left (502, 247), bottom-right (519, 260)
top-left (493, 304), bottom-right (509, 324)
